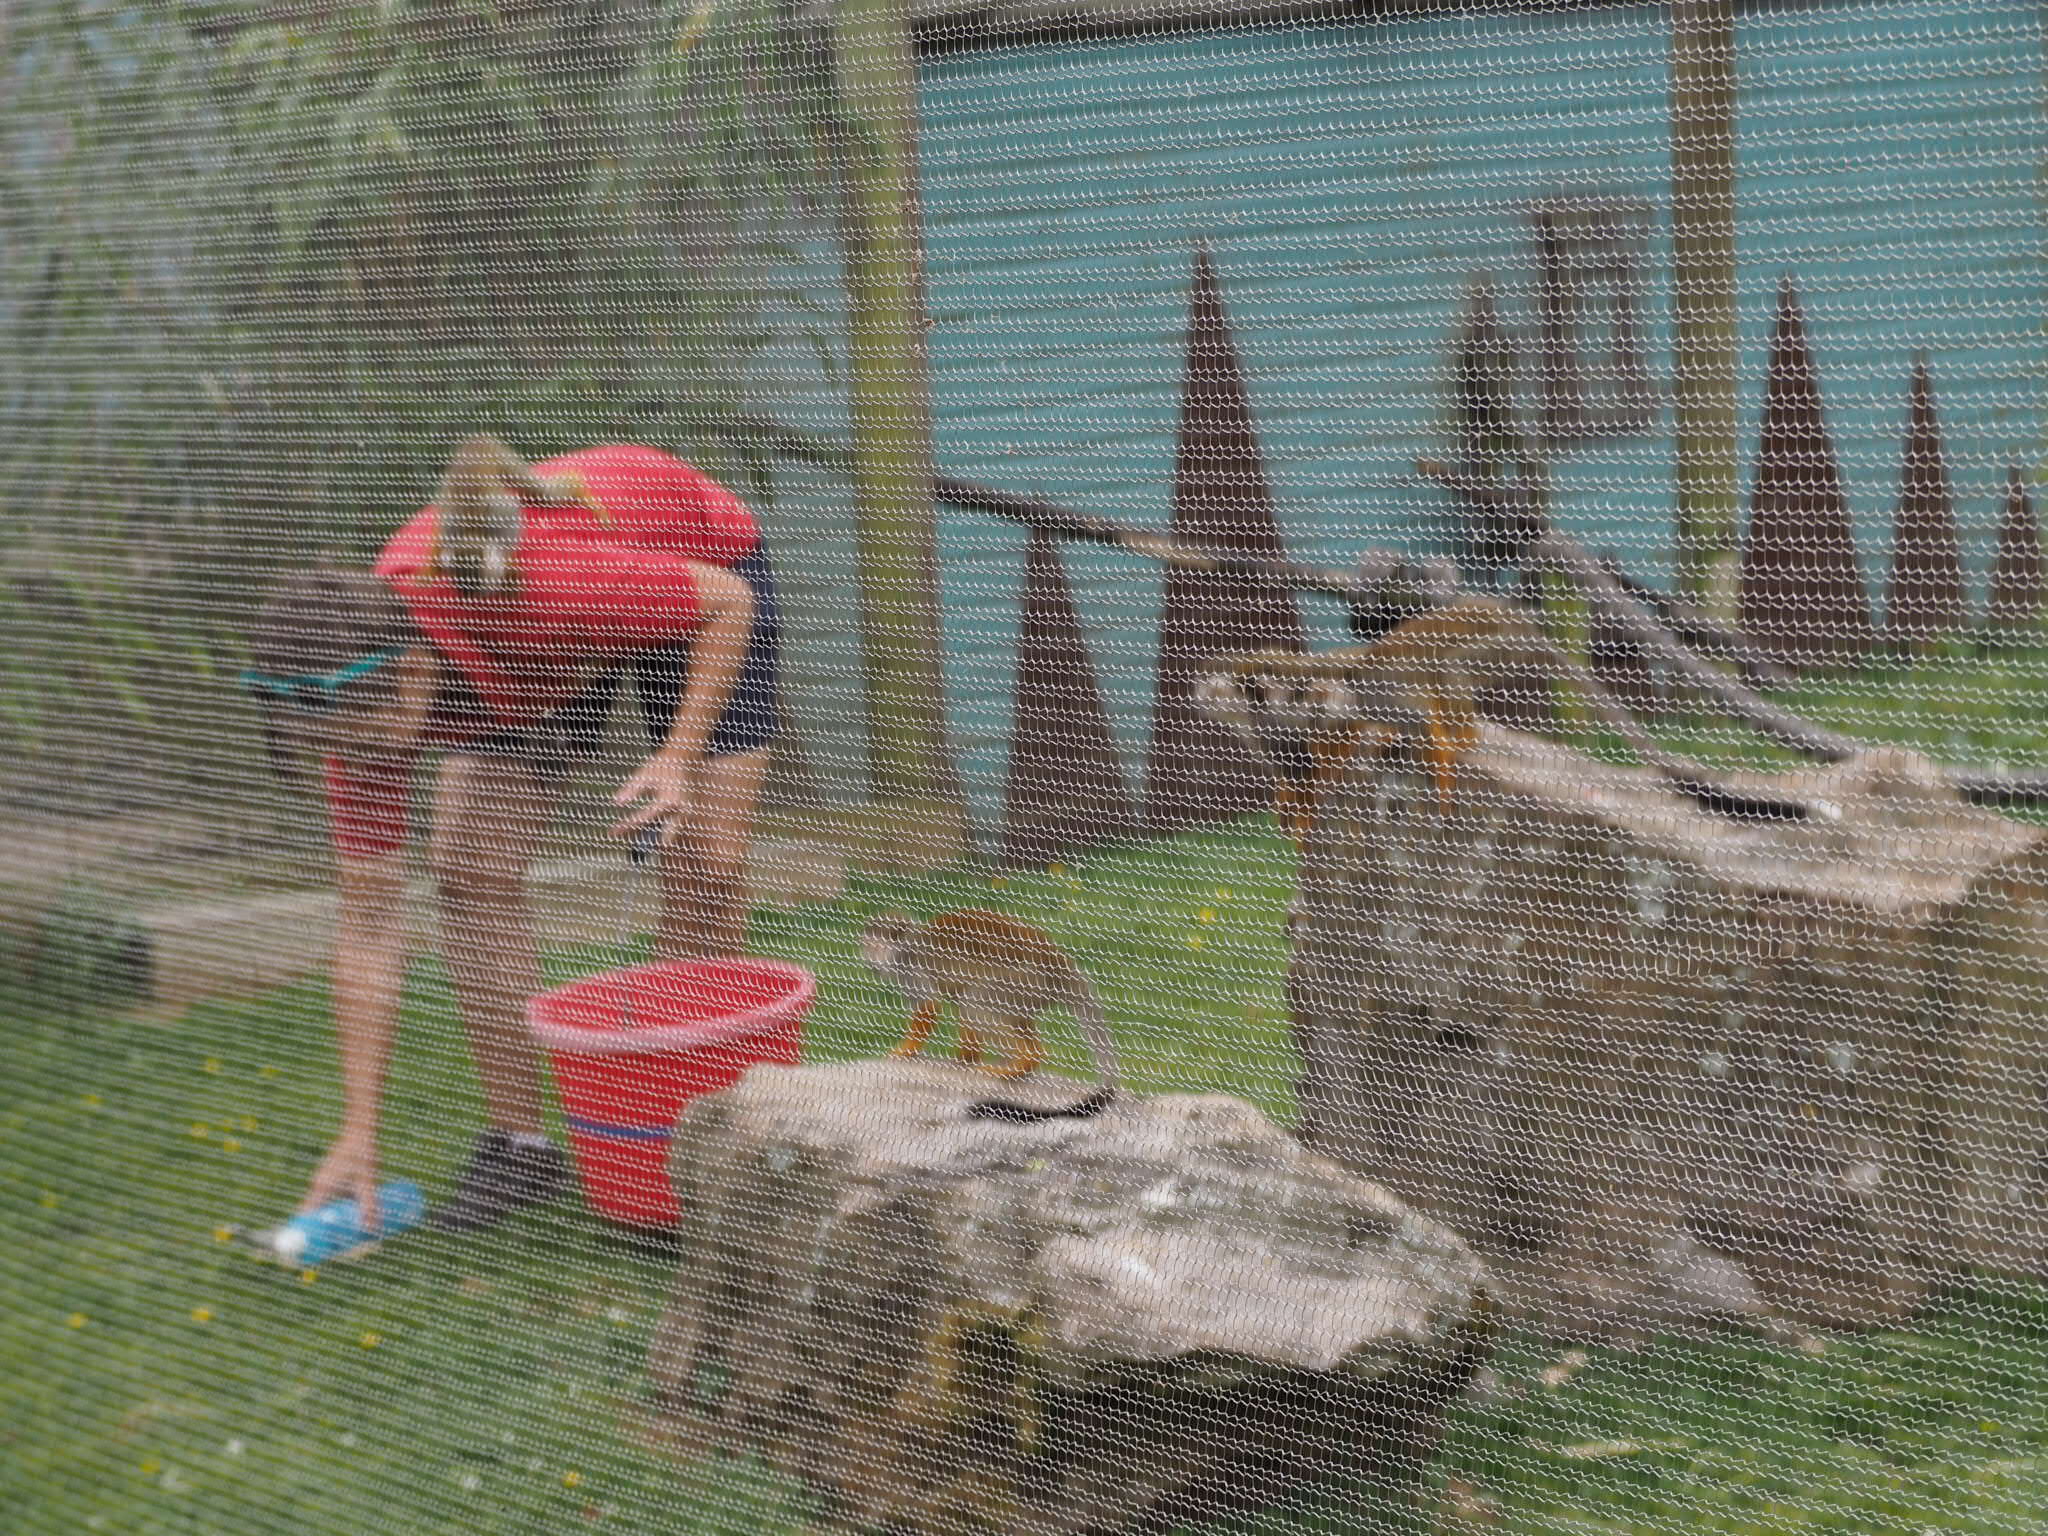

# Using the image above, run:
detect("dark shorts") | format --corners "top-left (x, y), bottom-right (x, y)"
top-left (468, 546), bottom-right (782, 773)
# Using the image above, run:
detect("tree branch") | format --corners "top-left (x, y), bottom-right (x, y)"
top-left (1600, 556), bottom-right (1794, 689)
top-left (1413, 458), bottom-right (1864, 763)
top-left (706, 414), bottom-right (2048, 809)
top-left (929, 474), bottom-right (1374, 596)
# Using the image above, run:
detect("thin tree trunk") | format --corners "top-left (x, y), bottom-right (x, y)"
top-left (1670, 0), bottom-right (1742, 621)
top-left (829, 0), bottom-right (961, 807)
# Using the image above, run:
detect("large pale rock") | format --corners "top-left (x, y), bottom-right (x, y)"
top-left (645, 1059), bottom-right (1493, 1534)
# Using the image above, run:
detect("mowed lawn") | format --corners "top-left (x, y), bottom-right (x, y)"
top-left (4, 816), bottom-right (2048, 1534)
top-left (1597, 640), bottom-right (2048, 821)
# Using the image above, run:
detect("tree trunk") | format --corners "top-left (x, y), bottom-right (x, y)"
top-left (1670, 0), bottom-right (1742, 622)
top-left (829, 0), bottom-right (961, 808)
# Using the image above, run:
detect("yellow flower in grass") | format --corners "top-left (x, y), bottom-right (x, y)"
top-left (190, 1123), bottom-right (208, 1139)
top-left (81, 1094), bottom-right (101, 1110)
top-left (562, 1471), bottom-right (583, 1489)
top-left (39, 1191), bottom-right (58, 1209)
top-left (260, 1065), bottom-right (279, 1080)
top-left (1197, 908), bottom-right (1216, 924)
top-left (300, 1269), bottom-right (318, 1285)
top-left (191, 1307), bottom-right (213, 1324)
top-left (212, 1226), bottom-right (233, 1244)
top-left (221, 1139), bottom-right (241, 1155)
top-left (1187, 935), bottom-right (1206, 951)
top-left (203, 1058), bottom-right (221, 1074)
top-left (359, 1332), bottom-right (382, 1350)
top-left (140, 1459), bottom-right (161, 1477)
top-left (67, 1313), bottom-right (87, 1330)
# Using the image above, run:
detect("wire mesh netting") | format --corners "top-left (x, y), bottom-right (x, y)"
top-left (8, 0), bottom-right (2048, 1531)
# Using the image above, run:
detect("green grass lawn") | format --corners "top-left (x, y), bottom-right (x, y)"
top-left (5, 817), bottom-right (2048, 1534)
top-left (1588, 641), bottom-right (2048, 825)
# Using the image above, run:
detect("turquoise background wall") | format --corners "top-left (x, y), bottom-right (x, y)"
top-left (899, 0), bottom-right (2046, 834)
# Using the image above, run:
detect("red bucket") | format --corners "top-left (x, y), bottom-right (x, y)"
top-left (527, 958), bottom-right (812, 1227)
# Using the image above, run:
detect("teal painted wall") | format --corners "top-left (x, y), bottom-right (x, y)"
top-left (914, 0), bottom-right (2047, 833)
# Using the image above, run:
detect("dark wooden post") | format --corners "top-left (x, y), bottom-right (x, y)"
top-left (1452, 279), bottom-right (1542, 570)
top-left (1988, 467), bottom-right (2045, 639)
top-left (1670, 0), bottom-right (1743, 621)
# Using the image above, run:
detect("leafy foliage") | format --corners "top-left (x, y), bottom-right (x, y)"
top-left (0, 0), bottom-right (834, 814)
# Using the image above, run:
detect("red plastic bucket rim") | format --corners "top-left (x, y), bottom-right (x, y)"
top-left (527, 957), bottom-right (815, 1057)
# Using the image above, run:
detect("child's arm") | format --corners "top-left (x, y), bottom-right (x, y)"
top-left (300, 754), bottom-right (414, 1232)
top-left (609, 562), bottom-right (755, 843)
top-left (298, 841), bottom-right (406, 1233)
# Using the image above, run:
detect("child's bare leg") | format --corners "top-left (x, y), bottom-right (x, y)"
top-left (428, 753), bottom-right (559, 1135)
top-left (655, 746), bottom-right (768, 960)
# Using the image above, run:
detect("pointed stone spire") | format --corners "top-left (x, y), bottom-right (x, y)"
top-left (1884, 355), bottom-right (1964, 651)
top-left (1143, 243), bottom-right (1302, 833)
top-left (1002, 529), bottom-right (1140, 867)
top-left (1739, 278), bottom-right (1873, 670)
top-left (1988, 466), bottom-right (2045, 638)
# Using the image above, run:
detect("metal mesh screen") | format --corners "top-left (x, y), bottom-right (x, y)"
top-left (7, 1), bottom-right (2048, 1531)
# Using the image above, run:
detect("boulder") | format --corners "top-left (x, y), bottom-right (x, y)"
top-left (644, 1058), bottom-right (1494, 1534)
top-left (1280, 716), bottom-right (2048, 1338)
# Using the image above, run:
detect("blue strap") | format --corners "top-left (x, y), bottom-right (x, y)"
top-left (564, 1113), bottom-right (674, 1143)
top-left (240, 648), bottom-right (405, 699)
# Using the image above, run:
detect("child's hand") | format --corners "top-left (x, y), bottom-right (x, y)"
top-left (610, 748), bottom-right (699, 846)
top-left (300, 1128), bottom-right (380, 1233)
